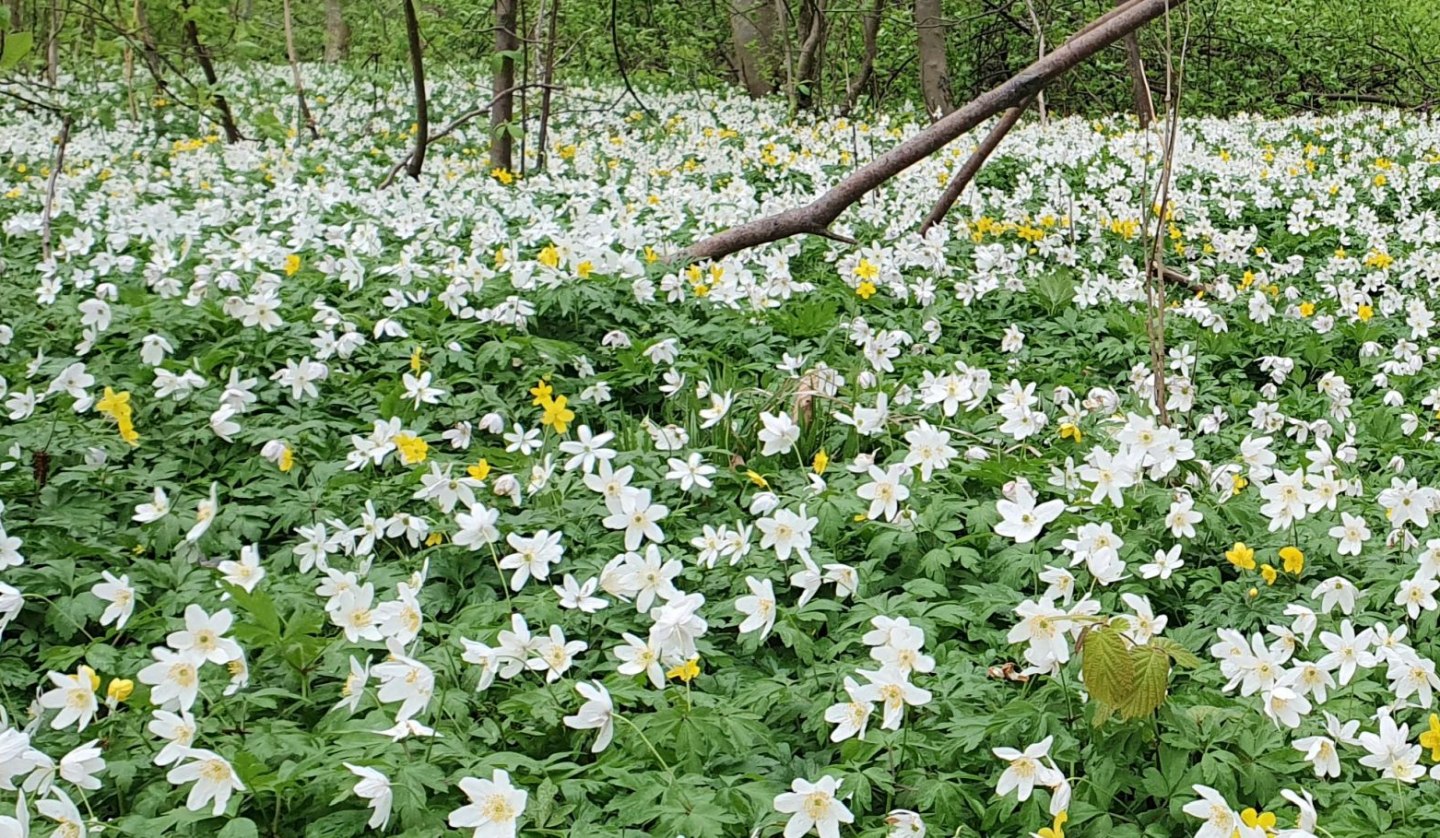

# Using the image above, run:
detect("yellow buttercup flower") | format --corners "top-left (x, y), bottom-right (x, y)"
top-left (746, 470), bottom-right (769, 489)
top-left (1260, 564), bottom-right (1277, 586)
top-left (576, 260), bottom-right (594, 279)
top-left (1241, 808), bottom-right (1276, 832)
top-left (1357, 304), bottom-right (1374, 322)
top-left (1232, 475), bottom-right (1248, 495)
top-left (96, 386), bottom-right (131, 419)
top-left (1226, 542), bottom-right (1256, 571)
top-left (666, 657), bottom-right (701, 683)
top-left (1059, 422), bottom-right (1082, 442)
top-left (410, 345), bottom-right (423, 374)
top-left (854, 258), bottom-right (879, 281)
top-left (278, 445), bottom-right (294, 473)
top-left (538, 244), bottom-right (561, 269)
top-left (529, 379), bottom-right (554, 406)
top-left (394, 433), bottom-right (428, 465)
top-left (812, 450), bottom-right (830, 476)
top-left (468, 458), bottom-right (491, 481)
top-left (1298, 301), bottom-right (1315, 317)
top-left (284, 253), bottom-right (301, 276)
top-left (856, 281), bottom-right (877, 300)
top-left (541, 395), bottom-right (575, 434)
top-left (107, 678), bottom-right (134, 703)
top-left (1421, 713), bottom-right (1440, 762)
top-left (1037, 811), bottom-right (1067, 838)
top-left (1279, 546), bottom-right (1304, 574)
top-left (425, 532), bottom-right (444, 547)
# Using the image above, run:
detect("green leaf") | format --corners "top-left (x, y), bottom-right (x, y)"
top-left (1149, 636), bottom-right (1203, 669)
top-left (1118, 645), bottom-right (1170, 720)
top-left (1080, 626), bottom-right (1133, 708)
top-left (0, 31), bottom-right (33, 71)
top-left (217, 817), bottom-right (260, 838)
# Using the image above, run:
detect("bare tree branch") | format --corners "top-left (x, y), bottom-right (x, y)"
top-left (919, 97), bottom-right (1032, 236)
top-left (41, 116), bottom-right (72, 265)
top-left (681, 0), bottom-right (1188, 264)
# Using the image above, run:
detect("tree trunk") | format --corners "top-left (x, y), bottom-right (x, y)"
top-left (132, 0), bottom-right (164, 84)
top-left (844, 0), bottom-right (885, 113)
top-left (7, 0), bottom-right (21, 28)
top-left (402, 0), bottom-right (428, 178)
top-left (282, 0), bottom-right (318, 139)
top-left (773, 0), bottom-right (797, 113)
top-left (324, 0), bottom-right (350, 62)
top-left (181, 0), bottom-right (241, 142)
top-left (913, 0), bottom-right (952, 119)
top-left (729, 0), bottom-right (773, 97)
top-left (490, 0), bottom-right (518, 171)
top-left (45, 0), bottom-right (57, 84)
top-left (794, 0), bottom-right (826, 110)
top-left (535, 0), bottom-right (561, 170)
top-left (1119, 0), bottom-right (1153, 125)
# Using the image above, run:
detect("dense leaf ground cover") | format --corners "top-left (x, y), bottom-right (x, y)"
top-left (5, 67), bottom-right (1440, 837)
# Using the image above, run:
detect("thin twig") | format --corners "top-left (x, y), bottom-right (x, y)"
top-left (41, 116), bottom-right (73, 265)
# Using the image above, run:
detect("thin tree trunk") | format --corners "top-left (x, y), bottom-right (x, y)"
top-left (182, 0), bottom-right (241, 143)
top-left (324, 0), bottom-right (350, 62)
top-left (794, 0), bottom-right (826, 110)
top-left (132, 0), bottom-right (163, 83)
top-left (844, 0), bottom-right (885, 113)
top-left (1120, 0), bottom-right (1154, 125)
top-left (729, 0), bottom-right (773, 97)
top-left (774, 0), bottom-right (797, 114)
top-left (1021, 0), bottom-right (1047, 124)
top-left (7, 0), bottom-right (21, 28)
top-left (536, 0), bottom-right (561, 170)
top-left (913, 0), bottom-right (953, 118)
top-left (282, 0), bottom-right (318, 139)
top-left (682, 0), bottom-right (1188, 263)
top-left (402, 0), bottom-right (428, 178)
top-left (45, 0), bottom-right (57, 84)
top-left (490, 0), bottom-right (518, 170)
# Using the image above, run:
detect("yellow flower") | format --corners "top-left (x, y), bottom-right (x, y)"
top-left (494, 247), bottom-right (508, 268)
top-left (577, 260), bottom-right (594, 279)
top-left (1298, 301), bottom-right (1315, 317)
top-left (95, 386), bottom-right (132, 420)
top-left (394, 433), bottom-right (428, 465)
top-left (284, 253), bottom-right (301, 276)
top-left (1279, 546), bottom-right (1304, 574)
top-left (1036, 811), bottom-right (1067, 838)
top-left (1248, 587), bottom-right (1259, 598)
top-left (538, 244), bottom-right (561, 269)
top-left (80, 665), bottom-right (100, 692)
top-left (1226, 542), bottom-right (1256, 571)
top-left (541, 395), bottom-right (575, 434)
top-left (854, 258), bottom-right (879, 281)
top-left (491, 167), bottom-right (515, 185)
top-left (425, 532), bottom-right (444, 547)
top-left (1421, 713), bottom-right (1440, 762)
top-left (666, 657), bottom-right (701, 683)
top-left (1260, 564), bottom-right (1277, 586)
top-left (529, 379), bottom-right (554, 406)
top-left (746, 470), bottom-right (769, 489)
top-left (1357, 304), bottom-right (1374, 322)
top-left (107, 678), bottom-right (134, 703)
top-left (856, 281), bottom-right (878, 300)
top-left (644, 246), bottom-right (659, 263)
top-left (812, 450), bottom-right (830, 476)
top-left (1059, 422), bottom-right (1082, 442)
top-left (278, 445), bottom-right (294, 473)
top-left (467, 458), bottom-right (491, 481)
top-left (1232, 474), bottom-right (1248, 495)
top-left (1241, 808), bottom-right (1276, 832)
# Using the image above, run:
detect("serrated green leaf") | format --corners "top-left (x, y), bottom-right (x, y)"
top-left (1119, 645), bottom-right (1171, 720)
top-left (1081, 626), bottom-right (1133, 708)
top-left (1150, 635), bottom-right (1203, 669)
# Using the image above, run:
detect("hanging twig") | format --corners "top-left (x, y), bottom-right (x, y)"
top-left (610, 0), bottom-right (655, 121)
top-left (180, 0), bottom-right (242, 142)
top-left (40, 115), bottom-right (73, 265)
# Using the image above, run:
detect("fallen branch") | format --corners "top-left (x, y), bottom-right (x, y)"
top-left (918, 97), bottom-right (1032, 236)
top-left (681, 0), bottom-right (1187, 264)
top-left (379, 83), bottom-right (563, 188)
top-left (41, 116), bottom-right (73, 265)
